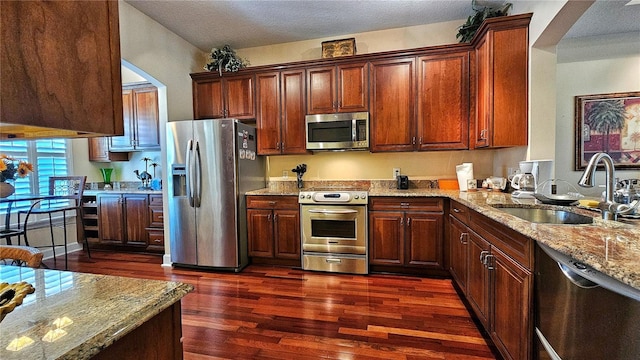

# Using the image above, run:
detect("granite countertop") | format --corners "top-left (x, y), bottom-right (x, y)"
top-left (250, 186), bottom-right (640, 291)
top-left (0, 266), bottom-right (193, 360)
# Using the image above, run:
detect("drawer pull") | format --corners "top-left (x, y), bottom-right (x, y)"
top-left (453, 208), bottom-right (461, 213)
top-left (325, 258), bottom-right (342, 264)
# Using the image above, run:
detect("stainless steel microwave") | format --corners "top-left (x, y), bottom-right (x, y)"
top-left (305, 112), bottom-right (369, 151)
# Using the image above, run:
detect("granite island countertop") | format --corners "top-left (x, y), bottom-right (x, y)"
top-left (0, 266), bottom-right (193, 360)
top-left (248, 186), bottom-right (640, 291)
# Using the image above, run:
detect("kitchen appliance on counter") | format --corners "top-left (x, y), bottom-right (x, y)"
top-left (166, 119), bottom-right (265, 271)
top-left (511, 160), bottom-right (553, 198)
top-left (299, 190), bottom-right (368, 274)
top-left (305, 112), bottom-right (369, 151)
top-left (534, 242), bottom-right (640, 359)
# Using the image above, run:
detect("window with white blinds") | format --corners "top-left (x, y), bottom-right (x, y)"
top-left (0, 139), bottom-right (71, 214)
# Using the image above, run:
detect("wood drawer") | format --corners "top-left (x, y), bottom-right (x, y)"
top-left (469, 210), bottom-right (532, 269)
top-left (149, 194), bottom-right (163, 205)
top-left (370, 197), bottom-right (443, 212)
top-left (149, 207), bottom-right (164, 227)
top-left (449, 200), bottom-right (470, 223)
top-left (146, 228), bottom-right (165, 251)
top-left (246, 195), bottom-right (298, 210)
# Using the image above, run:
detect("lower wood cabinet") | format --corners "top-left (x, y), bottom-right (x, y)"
top-left (369, 197), bottom-right (445, 275)
top-left (448, 200), bottom-right (533, 360)
top-left (98, 193), bottom-right (149, 247)
top-left (146, 194), bottom-right (165, 253)
top-left (246, 195), bottom-right (300, 266)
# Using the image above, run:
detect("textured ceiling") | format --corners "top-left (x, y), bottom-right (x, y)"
top-left (125, 0), bottom-right (640, 52)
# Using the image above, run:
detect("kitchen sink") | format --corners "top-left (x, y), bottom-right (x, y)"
top-left (493, 206), bottom-right (594, 225)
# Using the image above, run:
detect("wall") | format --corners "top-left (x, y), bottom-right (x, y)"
top-left (237, 20), bottom-right (463, 66)
top-left (555, 36), bottom-right (640, 197)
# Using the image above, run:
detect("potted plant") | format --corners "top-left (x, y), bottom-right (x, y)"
top-left (456, 0), bottom-right (513, 43)
top-left (204, 44), bottom-right (249, 76)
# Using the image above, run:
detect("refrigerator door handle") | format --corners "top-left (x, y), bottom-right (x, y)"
top-left (194, 141), bottom-right (202, 208)
top-left (186, 139), bottom-right (195, 207)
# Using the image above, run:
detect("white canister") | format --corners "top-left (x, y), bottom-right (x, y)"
top-left (456, 163), bottom-right (474, 191)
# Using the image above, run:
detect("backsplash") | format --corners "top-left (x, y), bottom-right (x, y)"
top-left (267, 179), bottom-right (439, 192)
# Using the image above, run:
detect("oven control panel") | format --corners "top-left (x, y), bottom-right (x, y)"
top-left (298, 191), bottom-right (368, 204)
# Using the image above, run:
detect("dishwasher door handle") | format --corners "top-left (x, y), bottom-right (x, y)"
top-left (558, 263), bottom-right (599, 289)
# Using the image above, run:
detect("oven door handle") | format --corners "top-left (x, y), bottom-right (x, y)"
top-left (307, 209), bottom-right (359, 214)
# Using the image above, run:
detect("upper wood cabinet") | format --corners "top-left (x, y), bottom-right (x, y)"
top-left (110, 84), bottom-right (160, 151)
top-left (472, 15), bottom-right (529, 148)
top-left (307, 62), bottom-right (368, 114)
top-left (369, 57), bottom-right (415, 152)
top-left (1, 1), bottom-right (123, 138)
top-left (191, 74), bottom-right (255, 119)
top-left (370, 51), bottom-right (470, 153)
top-left (255, 69), bottom-right (308, 155)
top-left (88, 137), bottom-right (128, 162)
top-left (416, 51), bottom-right (470, 150)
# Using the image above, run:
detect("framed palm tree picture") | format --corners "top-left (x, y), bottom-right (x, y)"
top-left (575, 91), bottom-right (640, 170)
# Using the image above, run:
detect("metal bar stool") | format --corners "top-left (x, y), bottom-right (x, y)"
top-left (18, 176), bottom-right (89, 270)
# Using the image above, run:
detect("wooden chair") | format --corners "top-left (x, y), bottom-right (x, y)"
top-left (18, 176), bottom-right (89, 270)
top-left (0, 245), bottom-right (43, 268)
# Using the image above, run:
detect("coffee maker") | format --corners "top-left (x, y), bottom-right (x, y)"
top-left (511, 160), bottom-right (553, 198)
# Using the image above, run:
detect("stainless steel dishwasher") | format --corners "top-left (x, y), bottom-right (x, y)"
top-left (535, 242), bottom-right (640, 359)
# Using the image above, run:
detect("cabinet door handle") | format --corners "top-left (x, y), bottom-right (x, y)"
top-left (411, 137), bottom-right (416, 145)
top-left (419, 137), bottom-right (423, 145)
top-left (273, 214), bottom-right (278, 222)
top-left (267, 214), bottom-right (272, 222)
top-left (281, 142), bottom-right (284, 150)
top-left (485, 254), bottom-right (495, 270)
top-left (406, 217), bottom-right (411, 226)
top-left (459, 232), bottom-right (468, 245)
top-left (480, 250), bottom-right (489, 264)
top-left (400, 217), bottom-right (404, 226)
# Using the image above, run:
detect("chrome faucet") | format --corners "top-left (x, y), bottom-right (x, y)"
top-left (578, 152), bottom-right (619, 220)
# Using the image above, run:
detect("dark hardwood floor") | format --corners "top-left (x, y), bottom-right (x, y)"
top-left (44, 251), bottom-right (497, 360)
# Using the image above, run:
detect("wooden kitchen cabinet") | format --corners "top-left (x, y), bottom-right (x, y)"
top-left (88, 136), bottom-right (128, 162)
top-left (191, 73), bottom-right (255, 119)
top-left (1, 0), bottom-right (124, 138)
top-left (255, 69), bottom-right (308, 155)
top-left (110, 84), bottom-right (160, 151)
top-left (472, 15), bottom-right (530, 148)
top-left (416, 51), bottom-right (470, 150)
top-left (449, 215), bottom-right (469, 293)
top-left (369, 57), bottom-right (415, 152)
top-left (306, 62), bottom-right (368, 114)
top-left (146, 194), bottom-right (165, 253)
top-left (448, 201), bottom-right (533, 360)
top-left (89, 83), bottom-right (160, 159)
top-left (369, 197), bottom-right (445, 275)
top-left (97, 193), bottom-right (149, 248)
top-left (246, 195), bottom-right (300, 266)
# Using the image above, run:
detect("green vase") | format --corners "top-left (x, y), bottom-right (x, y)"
top-left (100, 168), bottom-right (113, 184)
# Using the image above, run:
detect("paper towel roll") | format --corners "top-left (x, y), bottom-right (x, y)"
top-left (456, 163), bottom-right (474, 191)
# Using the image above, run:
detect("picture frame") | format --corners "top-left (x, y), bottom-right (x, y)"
top-left (321, 38), bottom-right (356, 58)
top-left (574, 91), bottom-right (640, 170)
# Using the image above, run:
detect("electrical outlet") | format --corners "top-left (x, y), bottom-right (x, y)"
top-left (393, 168), bottom-right (401, 178)
top-left (282, 170), bottom-right (288, 179)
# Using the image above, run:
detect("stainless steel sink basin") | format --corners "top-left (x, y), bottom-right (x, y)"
top-left (494, 207), bottom-right (594, 225)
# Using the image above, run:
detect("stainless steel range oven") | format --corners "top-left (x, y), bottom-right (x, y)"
top-left (299, 190), bottom-right (368, 274)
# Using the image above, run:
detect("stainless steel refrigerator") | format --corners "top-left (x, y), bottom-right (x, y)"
top-left (166, 119), bottom-right (265, 271)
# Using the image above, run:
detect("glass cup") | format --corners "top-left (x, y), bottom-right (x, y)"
top-left (113, 181), bottom-right (121, 190)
